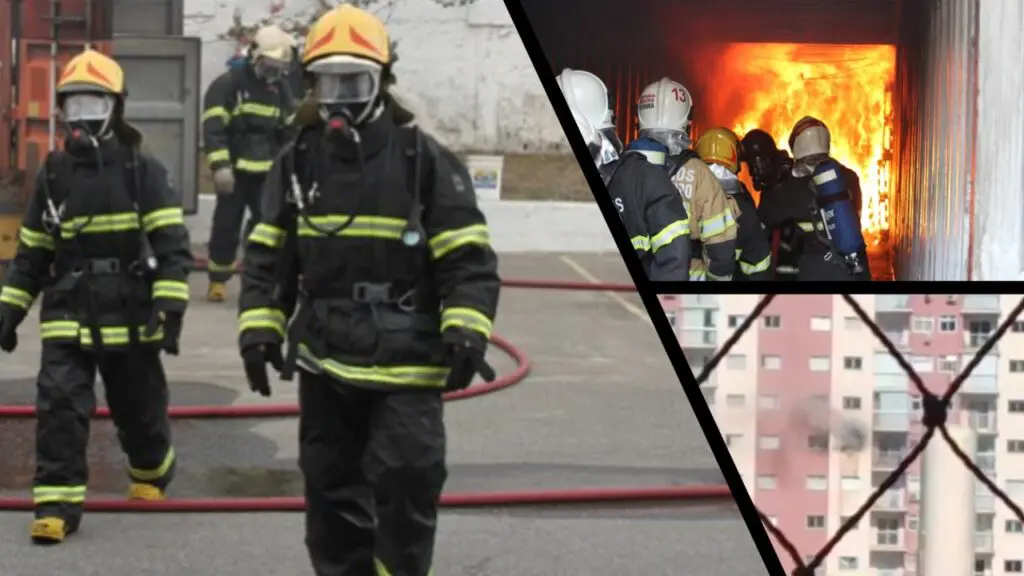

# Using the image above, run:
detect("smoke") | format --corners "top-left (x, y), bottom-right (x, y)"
top-left (790, 394), bottom-right (868, 454)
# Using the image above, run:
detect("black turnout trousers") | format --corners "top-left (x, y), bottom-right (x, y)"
top-left (299, 371), bottom-right (448, 576)
top-left (207, 172), bottom-right (266, 283)
top-left (33, 342), bottom-right (175, 527)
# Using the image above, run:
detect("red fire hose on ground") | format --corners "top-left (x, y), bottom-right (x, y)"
top-left (0, 265), bottom-right (733, 513)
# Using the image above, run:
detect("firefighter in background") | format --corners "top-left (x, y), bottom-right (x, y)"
top-left (741, 129), bottom-right (798, 280)
top-left (0, 49), bottom-right (191, 544)
top-left (695, 127), bottom-right (772, 281)
top-left (758, 116), bottom-right (871, 281)
top-left (237, 6), bottom-right (500, 574)
top-left (631, 77), bottom-right (737, 281)
top-left (202, 24), bottom-right (298, 302)
top-left (556, 68), bottom-right (690, 280)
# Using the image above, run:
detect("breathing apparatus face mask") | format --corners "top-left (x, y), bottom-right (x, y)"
top-left (61, 93), bottom-right (115, 147)
top-left (641, 128), bottom-right (689, 156)
top-left (253, 55), bottom-right (290, 84)
top-left (311, 58), bottom-right (382, 138)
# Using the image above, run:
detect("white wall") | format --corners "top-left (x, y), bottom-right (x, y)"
top-left (182, 0), bottom-right (568, 154)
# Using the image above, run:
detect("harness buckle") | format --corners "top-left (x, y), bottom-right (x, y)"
top-left (351, 282), bottom-right (396, 304)
top-left (83, 258), bottom-right (122, 275)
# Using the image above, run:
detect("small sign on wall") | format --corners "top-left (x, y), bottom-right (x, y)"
top-left (465, 154), bottom-right (504, 201)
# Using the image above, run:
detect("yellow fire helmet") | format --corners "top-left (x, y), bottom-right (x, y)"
top-left (696, 127), bottom-right (742, 174)
top-left (302, 4), bottom-right (391, 68)
top-left (56, 48), bottom-right (125, 96)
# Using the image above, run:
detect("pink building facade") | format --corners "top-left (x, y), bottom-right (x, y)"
top-left (660, 294), bottom-right (1021, 576)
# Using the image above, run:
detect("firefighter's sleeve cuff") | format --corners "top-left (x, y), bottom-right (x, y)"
top-left (440, 306), bottom-right (493, 340)
top-left (238, 308), bottom-right (287, 349)
top-left (0, 285), bottom-right (37, 312)
top-left (428, 224), bottom-right (490, 260)
top-left (151, 280), bottom-right (190, 314)
top-left (206, 148), bottom-right (231, 172)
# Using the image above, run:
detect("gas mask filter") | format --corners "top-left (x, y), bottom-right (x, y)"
top-left (61, 93), bottom-right (115, 148)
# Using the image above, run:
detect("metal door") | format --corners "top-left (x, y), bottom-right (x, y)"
top-left (112, 35), bottom-right (201, 214)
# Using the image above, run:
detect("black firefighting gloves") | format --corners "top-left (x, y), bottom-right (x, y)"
top-left (241, 344), bottom-right (283, 397)
top-left (442, 327), bottom-right (496, 391)
top-left (144, 309), bottom-right (184, 356)
top-left (0, 302), bottom-right (22, 353)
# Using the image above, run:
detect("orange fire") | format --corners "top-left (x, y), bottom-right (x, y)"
top-left (706, 43), bottom-right (896, 233)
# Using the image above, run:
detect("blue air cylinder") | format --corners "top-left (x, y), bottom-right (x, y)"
top-left (810, 159), bottom-right (866, 273)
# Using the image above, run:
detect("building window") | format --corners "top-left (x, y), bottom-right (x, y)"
top-left (808, 434), bottom-right (829, 451)
top-left (938, 355), bottom-right (959, 373)
top-left (1007, 520), bottom-right (1023, 533)
top-left (840, 476), bottom-right (861, 491)
top-left (756, 475), bottom-right (777, 490)
top-left (727, 314), bottom-right (747, 328)
top-left (806, 515), bottom-right (826, 529)
top-left (758, 394), bottom-right (779, 410)
top-left (1004, 560), bottom-right (1023, 573)
top-left (1008, 440), bottom-right (1024, 453)
top-left (811, 316), bottom-right (832, 331)
top-left (911, 316), bottom-right (934, 334)
top-left (838, 556), bottom-right (859, 570)
top-left (763, 315), bottom-right (781, 329)
top-left (842, 396), bottom-right (862, 410)
top-left (907, 515), bottom-right (919, 531)
top-left (759, 435), bottom-right (781, 450)
top-left (1010, 400), bottom-right (1024, 413)
top-left (938, 315), bottom-right (957, 332)
top-left (665, 310), bottom-right (677, 327)
top-left (843, 316), bottom-right (861, 331)
top-left (910, 355), bottom-right (934, 374)
top-left (838, 516), bottom-right (859, 530)
top-left (806, 475), bottom-right (828, 491)
top-left (1015, 321), bottom-right (1024, 333)
top-left (809, 357), bottom-right (831, 372)
top-left (761, 355), bottom-right (782, 370)
top-left (725, 394), bottom-right (745, 408)
top-left (726, 354), bottom-right (747, 370)
top-left (1012, 360), bottom-right (1024, 373)
top-left (843, 356), bottom-right (863, 370)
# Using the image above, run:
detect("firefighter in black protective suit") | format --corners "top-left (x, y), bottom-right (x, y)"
top-left (236, 6), bottom-right (500, 575)
top-left (741, 128), bottom-right (796, 280)
top-left (757, 117), bottom-right (870, 281)
top-left (554, 68), bottom-right (691, 281)
top-left (202, 24), bottom-right (299, 302)
top-left (0, 49), bottom-right (191, 544)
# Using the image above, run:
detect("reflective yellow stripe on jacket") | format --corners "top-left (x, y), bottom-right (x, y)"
top-left (238, 307), bottom-right (288, 339)
top-left (440, 307), bottom-right (492, 339)
top-left (0, 286), bottom-right (35, 310)
top-left (60, 212), bottom-right (139, 239)
top-left (39, 321), bottom-right (164, 346)
top-left (699, 210), bottom-right (736, 241)
top-left (298, 344), bottom-right (449, 388)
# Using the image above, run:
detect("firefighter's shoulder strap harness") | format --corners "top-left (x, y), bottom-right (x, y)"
top-left (275, 124), bottom-right (426, 381)
top-left (39, 147), bottom-right (157, 354)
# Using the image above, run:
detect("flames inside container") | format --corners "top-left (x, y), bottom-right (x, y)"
top-left (706, 43), bottom-right (896, 234)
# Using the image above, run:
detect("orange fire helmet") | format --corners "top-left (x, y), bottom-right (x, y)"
top-left (696, 127), bottom-right (741, 174)
top-left (302, 5), bottom-right (392, 68)
top-left (56, 48), bottom-right (125, 96)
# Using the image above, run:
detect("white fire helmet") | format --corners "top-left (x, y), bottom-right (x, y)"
top-left (637, 77), bottom-right (693, 133)
top-left (789, 116), bottom-right (831, 160)
top-left (555, 68), bottom-right (614, 131)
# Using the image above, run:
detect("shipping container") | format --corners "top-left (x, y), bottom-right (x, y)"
top-left (523, 0), bottom-right (1024, 281)
top-left (0, 0), bottom-right (199, 217)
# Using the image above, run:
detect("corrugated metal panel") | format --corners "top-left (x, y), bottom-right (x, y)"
top-left (113, 35), bottom-right (200, 215)
top-left (973, 0), bottom-right (1024, 281)
top-left (112, 0), bottom-right (183, 36)
top-left (13, 0), bottom-right (113, 41)
top-left (521, 0), bottom-right (896, 146)
top-left (890, 0), bottom-right (977, 281)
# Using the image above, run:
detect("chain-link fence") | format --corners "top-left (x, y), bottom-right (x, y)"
top-left (691, 294), bottom-right (1024, 576)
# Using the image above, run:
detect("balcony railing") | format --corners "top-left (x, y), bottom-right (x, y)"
top-left (964, 333), bottom-right (999, 352)
top-left (876, 295), bottom-right (912, 311)
top-left (963, 411), bottom-right (997, 432)
top-left (873, 411), bottom-right (911, 431)
top-left (872, 529), bottom-right (904, 549)
top-left (962, 295), bottom-right (1000, 312)
top-left (873, 489), bottom-right (906, 511)
top-left (679, 329), bottom-right (717, 348)
top-left (974, 532), bottom-right (994, 553)
top-left (680, 295), bottom-right (719, 308)
top-left (873, 450), bottom-right (908, 469)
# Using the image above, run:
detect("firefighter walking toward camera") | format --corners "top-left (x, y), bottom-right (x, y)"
top-left (202, 24), bottom-right (298, 302)
top-left (695, 127), bottom-right (772, 281)
top-left (556, 68), bottom-right (690, 281)
top-left (758, 116), bottom-right (871, 281)
top-left (236, 6), bottom-right (500, 575)
top-left (0, 49), bottom-right (192, 544)
top-left (631, 78), bottom-right (737, 281)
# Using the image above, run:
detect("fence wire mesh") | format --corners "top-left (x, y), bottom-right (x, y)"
top-left (691, 294), bottom-right (1024, 576)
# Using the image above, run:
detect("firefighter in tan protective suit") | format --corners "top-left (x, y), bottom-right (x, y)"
top-left (629, 78), bottom-right (737, 280)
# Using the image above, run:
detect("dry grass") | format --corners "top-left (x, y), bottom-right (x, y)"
top-left (196, 153), bottom-right (594, 202)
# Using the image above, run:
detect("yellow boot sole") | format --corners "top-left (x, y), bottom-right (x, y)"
top-left (128, 483), bottom-right (165, 501)
top-left (30, 517), bottom-right (67, 545)
top-left (207, 283), bottom-right (227, 302)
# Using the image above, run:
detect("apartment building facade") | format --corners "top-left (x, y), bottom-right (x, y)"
top-left (660, 294), bottom-right (1024, 576)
